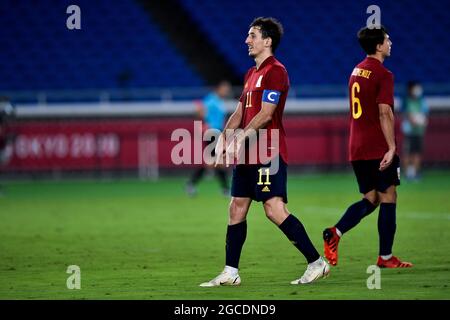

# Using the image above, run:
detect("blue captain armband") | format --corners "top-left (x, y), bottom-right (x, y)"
top-left (262, 90), bottom-right (281, 105)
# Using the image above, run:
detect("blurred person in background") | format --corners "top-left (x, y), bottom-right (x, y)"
top-left (0, 96), bottom-right (16, 195)
top-left (401, 81), bottom-right (428, 181)
top-left (185, 80), bottom-right (231, 197)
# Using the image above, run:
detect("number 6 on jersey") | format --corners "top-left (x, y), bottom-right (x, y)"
top-left (351, 82), bottom-right (363, 119)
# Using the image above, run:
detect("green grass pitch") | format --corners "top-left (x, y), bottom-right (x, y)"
top-left (0, 170), bottom-right (449, 300)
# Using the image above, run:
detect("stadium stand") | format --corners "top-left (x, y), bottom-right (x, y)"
top-left (1, 1), bottom-right (450, 176)
top-left (0, 0), bottom-right (449, 97)
top-left (0, 0), bottom-right (204, 91)
top-left (180, 0), bottom-right (450, 87)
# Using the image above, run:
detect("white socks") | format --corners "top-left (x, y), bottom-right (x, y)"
top-left (224, 265), bottom-right (239, 276)
top-left (335, 228), bottom-right (343, 237)
top-left (381, 254), bottom-right (393, 260)
top-left (309, 257), bottom-right (324, 266)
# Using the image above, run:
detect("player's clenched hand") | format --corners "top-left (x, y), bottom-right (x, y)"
top-left (223, 132), bottom-right (245, 167)
top-left (214, 134), bottom-right (227, 167)
top-left (234, 134), bottom-right (245, 164)
top-left (379, 149), bottom-right (395, 171)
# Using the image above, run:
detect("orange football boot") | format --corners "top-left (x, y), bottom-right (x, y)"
top-left (323, 227), bottom-right (340, 266)
top-left (377, 256), bottom-right (413, 268)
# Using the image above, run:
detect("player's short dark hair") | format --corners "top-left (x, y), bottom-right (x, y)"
top-left (250, 17), bottom-right (284, 53)
top-left (407, 80), bottom-right (419, 90)
top-left (357, 26), bottom-right (388, 55)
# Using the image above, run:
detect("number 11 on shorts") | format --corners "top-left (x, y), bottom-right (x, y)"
top-left (257, 168), bottom-right (271, 185)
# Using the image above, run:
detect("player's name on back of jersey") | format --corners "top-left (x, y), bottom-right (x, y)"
top-left (352, 67), bottom-right (372, 79)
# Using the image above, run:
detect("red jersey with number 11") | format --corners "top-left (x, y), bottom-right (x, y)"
top-left (238, 56), bottom-right (289, 164)
top-left (348, 57), bottom-right (395, 161)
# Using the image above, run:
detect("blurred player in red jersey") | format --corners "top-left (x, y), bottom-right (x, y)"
top-left (323, 26), bottom-right (413, 269)
top-left (199, 17), bottom-right (329, 287)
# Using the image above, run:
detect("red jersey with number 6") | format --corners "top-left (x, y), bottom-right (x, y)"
top-left (348, 57), bottom-right (395, 161)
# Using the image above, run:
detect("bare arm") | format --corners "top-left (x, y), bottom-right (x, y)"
top-left (217, 102), bottom-right (277, 166)
top-left (379, 103), bottom-right (396, 171)
top-left (195, 102), bottom-right (204, 119)
top-left (223, 102), bottom-right (243, 131)
top-left (214, 102), bottom-right (243, 166)
top-left (241, 102), bottom-right (276, 136)
top-left (227, 102), bottom-right (277, 164)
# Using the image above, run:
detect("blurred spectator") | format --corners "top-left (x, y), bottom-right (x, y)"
top-left (186, 80), bottom-right (231, 197)
top-left (0, 96), bottom-right (15, 163)
top-left (401, 81), bottom-right (428, 181)
top-left (0, 96), bottom-right (16, 195)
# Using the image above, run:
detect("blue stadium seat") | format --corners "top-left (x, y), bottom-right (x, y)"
top-left (0, 0), bottom-right (204, 91)
top-left (180, 0), bottom-right (450, 88)
top-left (0, 0), bottom-right (448, 93)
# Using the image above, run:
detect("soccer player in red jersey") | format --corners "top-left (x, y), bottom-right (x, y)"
top-left (200, 17), bottom-right (330, 287)
top-left (323, 26), bottom-right (413, 269)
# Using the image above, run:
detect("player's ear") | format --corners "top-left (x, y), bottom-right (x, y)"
top-left (376, 43), bottom-right (383, 52)
top-left (264, 37), bottom-right (272, 48)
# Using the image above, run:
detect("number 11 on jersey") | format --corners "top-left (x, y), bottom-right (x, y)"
top-left (245, 92), bottom-right (252, 108)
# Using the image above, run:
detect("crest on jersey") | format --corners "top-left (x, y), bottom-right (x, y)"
top-left (255, 75), bottom-right (263, 88)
